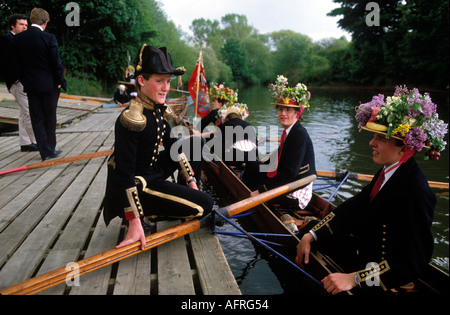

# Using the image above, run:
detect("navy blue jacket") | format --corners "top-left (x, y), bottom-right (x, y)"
top-left (0, 33), bottom-right (20, 90)
top-left (103, 98), bottom-right (180, 225)
top-left (12, 26), bottom-right (66, 93)
top-left (265, 121), bottom-right (316, 189)
top-left (312, 157), bottom-right (436, 291)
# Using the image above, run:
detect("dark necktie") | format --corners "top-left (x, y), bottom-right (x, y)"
top-left (267, 129), bottom-right (287, 178)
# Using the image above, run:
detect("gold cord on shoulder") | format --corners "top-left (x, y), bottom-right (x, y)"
top-left (136, 44), bottom-right (147, 72)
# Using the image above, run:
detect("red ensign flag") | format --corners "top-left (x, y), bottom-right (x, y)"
top-left (188, 54), bottom-right (210, 118)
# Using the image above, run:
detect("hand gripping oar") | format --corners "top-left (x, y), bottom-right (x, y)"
top-left (0, 174), bottom-right (316, 295)
top-left (0, 150), bottom-right (114, 176)
top-left (317, 170), bottom-right (449, 189)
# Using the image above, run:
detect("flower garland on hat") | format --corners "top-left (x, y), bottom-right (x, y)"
top-left (355, 85), bottom-right (448, 160)
top-left (268, 75), bottom-right (311, 109)
top-left (216, 103), bottom-right (250, 124)
top-left (209, 82), bottom-right (238, 104)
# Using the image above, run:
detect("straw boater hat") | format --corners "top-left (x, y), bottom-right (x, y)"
top-left (268, 75), bottom-right (311, 115)
top-left (135, 44), bottom-right (186, 76)
top-left (355, 85), bottom-right (448, 160)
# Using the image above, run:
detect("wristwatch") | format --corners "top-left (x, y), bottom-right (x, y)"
top-left (187, 177), bottom-right (197, 185)
top-left (354, 272), bottom-right (361, 287)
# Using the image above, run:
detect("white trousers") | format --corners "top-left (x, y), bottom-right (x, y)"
top-left (10, 82), bottom-right (36, 146)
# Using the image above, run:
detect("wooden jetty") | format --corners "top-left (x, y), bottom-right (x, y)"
top-left (0, 85), bottom-right (240, 295)
top-left (0, 85), bottom-right (110, 128)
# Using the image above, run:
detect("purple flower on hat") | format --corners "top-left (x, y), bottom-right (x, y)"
top-left (356, 85), bottom-right (448, 159)
top-left (355, 94), bottom-right (385, 128)
top-left (404, 127), bottom-right (427, 152)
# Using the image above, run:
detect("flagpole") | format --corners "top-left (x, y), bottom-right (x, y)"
top-left (194, 50), bottom-right (202, 120)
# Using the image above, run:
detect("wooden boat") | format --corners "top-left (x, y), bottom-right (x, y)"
top-left (203, 159), bottom-right (449, 295)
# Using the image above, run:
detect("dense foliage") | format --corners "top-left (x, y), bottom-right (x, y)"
top-left (0, 0), bottom-right (195, 94)
top-left (1, 0), bottom-right (448, 96)
top-left (328, 0), bottom-right (449, 88)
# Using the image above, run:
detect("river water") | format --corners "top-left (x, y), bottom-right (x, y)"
top-left (195, 85), bottom-right (449, 294)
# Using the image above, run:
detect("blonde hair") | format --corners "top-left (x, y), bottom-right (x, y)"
top-left (30, 8), bottom-right (49, 25)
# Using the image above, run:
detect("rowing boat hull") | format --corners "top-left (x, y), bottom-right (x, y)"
top-left (204, 159), bottom-right (342, 294)
top-left (203, 159), bottom-right (449, 295)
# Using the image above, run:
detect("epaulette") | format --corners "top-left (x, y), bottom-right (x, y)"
top-left (162, 104), bottom-right (174, 122)
top-left (120, 99), bottom-right (147, 131)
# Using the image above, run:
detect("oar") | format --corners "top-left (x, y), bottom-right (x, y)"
top-left (0, 174), bottom-right (317, 295)
top-left (59, 94), bottom-right (106, 104)
top-left (0, 131), bottom-right (213, 176)
top-left (0, 150), bottom-right (114, 176)
top-left (317, 170), bottom-right (449, 189)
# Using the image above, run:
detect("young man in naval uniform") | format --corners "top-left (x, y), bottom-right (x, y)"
top-left (296, 87), bottom-right (445, 294)
top-left (103, 45), bottom-right (214, 250)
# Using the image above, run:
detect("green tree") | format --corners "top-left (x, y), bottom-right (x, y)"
top-left (220, 14), bottom-right (255, 41)
top-left (270, 30), bottom-right (313, 83)
top-left (329, 0), bottom-right (449, 88)
top-left (201, 47), bottom-right (232, 84)
top-left (241, 35), bottom-right (273, 85)
top-left (0, 0), bottom-right (160, 90)
top-left (396, 0), bottom-right (449, 87)
top-left (191, 14), bottom-right (272, 85)
top-left (315, 36), bottom-right (351, 82)
top-left (190, 18), bottom-right (223, 53)
top-left (221, 38), bottom-right (250, 84)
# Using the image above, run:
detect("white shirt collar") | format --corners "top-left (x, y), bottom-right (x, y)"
top-left (284, 121), bottom-right (296, 136)
top-left (380, 161), bottom-right (401, 189)
top-left (32, 24), bottom-right (44, 31)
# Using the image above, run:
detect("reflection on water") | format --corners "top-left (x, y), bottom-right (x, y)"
top-left (199, 86), bottom-right (449, 294)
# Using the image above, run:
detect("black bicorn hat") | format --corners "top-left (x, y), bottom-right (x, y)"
top-left (135, 44), bottom-right (186, 76)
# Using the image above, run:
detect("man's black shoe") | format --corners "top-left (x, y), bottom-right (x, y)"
top-left (42, 150), bottom-right (63, 161)
top-left (21, 143), bottom-right (39, 152)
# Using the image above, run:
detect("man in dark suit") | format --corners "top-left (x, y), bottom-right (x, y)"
top-left (1, 13), bottom-right (38, 152)
top-left (245, 101), bottom-right (316, 210)
top-left (12, 8), bottom-right (66, 161)
top-left (296, 87), bottom-right (443, 294)
top-left (296, 134), bottom-right (436, 295)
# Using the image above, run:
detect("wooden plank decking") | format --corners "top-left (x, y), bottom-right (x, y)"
top-left (0, 84), bottom-right (113, 128)
top-left (0, 90), bottom-right (240, 295)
